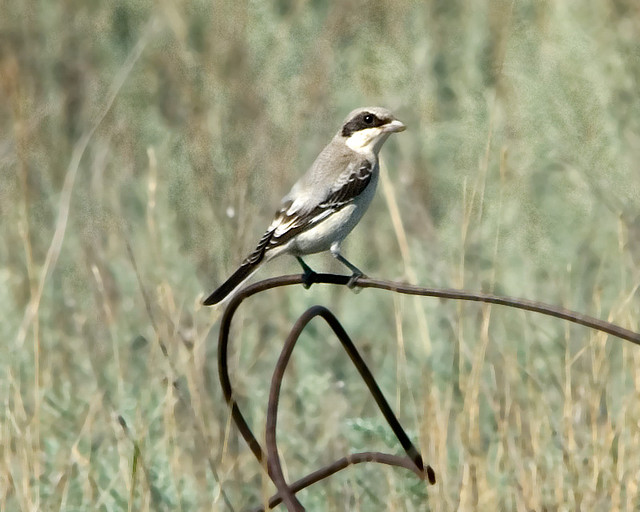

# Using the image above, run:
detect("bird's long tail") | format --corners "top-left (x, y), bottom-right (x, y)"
top-left (203, 260), bottom-right (261, 305)
top-left (204, 226), bottom-right (279, 306)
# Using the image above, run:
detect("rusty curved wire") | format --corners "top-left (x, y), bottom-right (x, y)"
top-left (264, 305), bottom-right (435, 511)
top-left (217, 272), bottom-right (640, 511)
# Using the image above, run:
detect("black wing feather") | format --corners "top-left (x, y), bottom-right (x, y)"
top-left (267, 160), bottom-right (373, 249)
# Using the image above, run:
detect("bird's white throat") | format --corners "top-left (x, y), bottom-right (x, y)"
top-left (345, 127), bottom-right (389, 155)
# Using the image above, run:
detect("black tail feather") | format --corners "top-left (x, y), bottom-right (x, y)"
top-left (203, 261), bottom-right (259, 305)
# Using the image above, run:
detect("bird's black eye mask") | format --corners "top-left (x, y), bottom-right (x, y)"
top-left (341, 112), bottom-right (389, 137)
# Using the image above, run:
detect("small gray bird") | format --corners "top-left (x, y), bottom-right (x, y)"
top-left (204, 107), bottom-right (405, 305)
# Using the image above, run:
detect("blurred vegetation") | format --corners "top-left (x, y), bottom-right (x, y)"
top-left (2, 0), bottom-right (640, 510)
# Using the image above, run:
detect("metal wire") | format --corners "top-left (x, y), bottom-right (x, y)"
top-left (217, 272), bottom-right (640, 511)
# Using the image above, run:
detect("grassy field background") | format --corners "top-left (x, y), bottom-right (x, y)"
top-left (2, 0), bottom-right (640, 510)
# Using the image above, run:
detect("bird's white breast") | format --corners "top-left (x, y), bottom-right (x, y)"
top-left (285, 167), bottom-right (379, 256)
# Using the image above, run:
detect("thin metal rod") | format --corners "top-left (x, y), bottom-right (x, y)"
top-left (219, 273), bottom-right (640, 346)
top-left (265, 305), bottom-right (433, 510)
top-left (250, 452), bottom-right (428, 512)
top-left (216, 272), bottom-right (640, 509)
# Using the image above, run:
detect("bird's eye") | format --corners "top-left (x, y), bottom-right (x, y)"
top-left (363, 114), bottom-right (374, 124)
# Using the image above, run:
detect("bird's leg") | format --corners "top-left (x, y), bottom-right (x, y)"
top-left (330, 243), bottom-right (365, 289)
top-left (295, 256), bottom-right (317, 289)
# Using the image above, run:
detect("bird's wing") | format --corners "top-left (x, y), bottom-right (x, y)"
top-left (243, 160), bottom-right (374, 265)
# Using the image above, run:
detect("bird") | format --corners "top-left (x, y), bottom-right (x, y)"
top-left (203, 106), bottom-right (405, 305)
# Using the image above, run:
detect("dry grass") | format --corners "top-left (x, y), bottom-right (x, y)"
top-left (2, 1), bottom-right (640, 510)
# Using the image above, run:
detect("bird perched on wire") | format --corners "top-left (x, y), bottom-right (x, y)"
top-left (203, 106), bottom-right (406, 305)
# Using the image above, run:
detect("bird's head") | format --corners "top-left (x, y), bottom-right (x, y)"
top-left (339, 107), bottom-right (406, 155)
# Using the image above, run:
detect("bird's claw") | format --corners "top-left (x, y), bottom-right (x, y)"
top-left (302, 269), bottom-right (317, 289)
top-left (347, 272), bottom-right (365, 291)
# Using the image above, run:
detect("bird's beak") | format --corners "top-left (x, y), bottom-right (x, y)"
top-left (383, 119), bottom-right (406, 133)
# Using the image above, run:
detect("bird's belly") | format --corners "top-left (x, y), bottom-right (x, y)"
top-left (288, 204), bottom-right (358, 254)
top-left (288, 180), bottom-right (377, 255)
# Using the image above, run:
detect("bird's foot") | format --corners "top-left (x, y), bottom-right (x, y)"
top-left (302, 268), bottom-right (317, 289)
top-left (296, 257), bottom-right (317, 289)
top-left (346, 271), bottom-right (365, 291)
